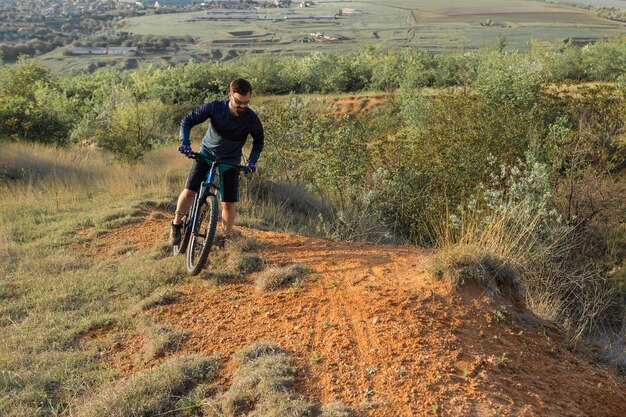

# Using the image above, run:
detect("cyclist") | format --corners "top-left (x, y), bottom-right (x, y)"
top-left (170, 78), bottom-right (264, 246)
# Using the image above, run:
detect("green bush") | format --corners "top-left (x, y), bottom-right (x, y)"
top-left (0, 58), bottom-right (78, 144)
top-left (581, 36), bottom-right (626, 81)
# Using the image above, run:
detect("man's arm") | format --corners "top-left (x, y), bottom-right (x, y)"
top-left (248, 116), bottom-right (264, 164)
top-left (179, 102), bottom-right (214, 146)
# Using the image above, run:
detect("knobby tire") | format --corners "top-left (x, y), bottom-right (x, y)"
top-left (186, 191), bottom-right (219, 275)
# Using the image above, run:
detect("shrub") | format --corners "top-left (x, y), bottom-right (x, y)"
top-left (430, 163), bottom-right (620, 343)
top-left (472, 50), bottom-right (547, 110)
top-left (90, 87), bottom-right (173, 161)
top-left (581, 36), bottom-right (626, 81)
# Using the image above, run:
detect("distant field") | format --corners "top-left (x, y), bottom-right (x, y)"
top-left (38, 0), bottom-right (626, 73)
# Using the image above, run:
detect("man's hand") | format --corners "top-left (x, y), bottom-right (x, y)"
top-left (245, 162), bottom-right (256, 173)
top-left (178, 144), bottom-right (192, 155)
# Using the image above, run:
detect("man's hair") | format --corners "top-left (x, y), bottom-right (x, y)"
top-left (229, 78), bottom-right (252, 95)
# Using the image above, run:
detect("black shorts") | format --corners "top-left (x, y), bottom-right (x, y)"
top-left (184, 160), bottom-right (240, 203)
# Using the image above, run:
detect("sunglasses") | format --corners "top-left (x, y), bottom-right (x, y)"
top-left (231, 95), bottom-right (251, 107)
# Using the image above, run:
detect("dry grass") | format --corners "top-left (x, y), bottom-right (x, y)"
top-left (205, 341), bottom-right (312, 417)
top-left (321, 402), bottom-right (355, 417)
top-left (0, 141), bottom-right (189, 211)
top-left (594, 332), bottom-right (626, 374)
top-left (204, 236), bottom-right (264, 281)
top-left (234, 341), bottom-right (287, 365)
top-left (430, 244), bottom-right (521, 297)
top-left (226, 252), bottom-right (264, 276)
top-left (74, 353), bottom-right (219, 417)
top-left (254, 264), bottom-right (309, 292)
top-left (137, 288), bottom-right (184, 311)
top-left (430, 199), bottom-right (620, 344)
top-left (137, 315), bottom-right (189, 361)
top-left (238, 179), bottom-right (331, 237)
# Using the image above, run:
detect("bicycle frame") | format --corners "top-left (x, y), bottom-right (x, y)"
top-left (185, 151), bottom-right (246, 237)
top-left (177, 150), bottom-right (249, 274)
top-left (190, 162), bottom-right (219, 236)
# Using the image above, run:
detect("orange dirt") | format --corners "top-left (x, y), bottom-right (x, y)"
top-left (330, 95), bottom-right (389, 117)
top-left (85, 212), bottom-right (625, 416)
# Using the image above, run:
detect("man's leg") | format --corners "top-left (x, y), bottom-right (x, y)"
top-left (219, 166), bottom-right (239, 238)
top-left (174, 189), bottom-right (196, 224)
top-left (221, 202), bottom-right (236, 237)
top-left (170, 189), bottom-right (196, 245)
top-left (171, 159), bottom-right (208, 245)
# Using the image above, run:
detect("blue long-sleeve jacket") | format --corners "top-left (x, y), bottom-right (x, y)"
top-left (179, 99), bottom-right (264, 164)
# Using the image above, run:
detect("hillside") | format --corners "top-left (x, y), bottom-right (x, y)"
top-left (75, 205), bottom-right (626, 416)
top-left (1, 70), bottom-right (624, 415)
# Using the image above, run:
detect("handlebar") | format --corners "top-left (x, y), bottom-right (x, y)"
top-left (184, 150), bottom-right (250, 173)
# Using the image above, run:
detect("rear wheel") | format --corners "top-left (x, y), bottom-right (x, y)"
top-left (186, 191), bottom-right (219, 275)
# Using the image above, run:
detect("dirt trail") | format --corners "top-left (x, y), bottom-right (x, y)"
top-left (93, 214), bottom-right (625, 416)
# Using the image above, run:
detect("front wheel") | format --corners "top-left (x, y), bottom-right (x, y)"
top-left (186, 191), bottom-right (219, 275)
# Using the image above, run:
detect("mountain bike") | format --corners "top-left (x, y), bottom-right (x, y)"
top-left (173, 151), bottom-right (249, 276)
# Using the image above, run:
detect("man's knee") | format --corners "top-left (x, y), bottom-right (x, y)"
top-left (181, 188), bottom-right (196, 198)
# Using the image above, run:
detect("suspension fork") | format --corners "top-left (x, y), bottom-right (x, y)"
top-left (191, 163), bottom-right (218, 235)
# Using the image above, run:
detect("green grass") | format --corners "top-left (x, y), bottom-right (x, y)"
top-left (120, 0), bottom-right (625, 53)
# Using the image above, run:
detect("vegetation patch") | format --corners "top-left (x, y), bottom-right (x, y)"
top-left (137, 288), bottom-right (184, 311)
top-left (137, 315), bottom-right (189, 361)
top-left (206, 341), bottom-right (311, 417)
top-left (255, 264), bottom-right (310, 292)
top-left (430, 244), bottom-right (521, 297)
top-left (429, 195), bottom-right (620, 345)
top-left (74, 353), bottom-right (219, 417)
top-left (226, 252), bottom-right (264, 276)
top-left (321, 402), bottom-right (356, 417)
top-left (205, 236), bottom-right (264, 281)
top-left (150, 241), bottom-right (173, 260)
top-left (109, 243), bottom-right (135, 256)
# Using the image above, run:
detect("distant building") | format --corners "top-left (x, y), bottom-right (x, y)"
top-left (309, 32), bottom-right (345, 41)
top-left (118, 0), bottom-right (144, 7)
top-left (70, 47), bottom-right (107, 55)
top-left (70, 47), bottom-right (139, 56)
top-left (107, 47), bottom-right (139, 56)
top-left (197, 9), bottom-right (258, 20)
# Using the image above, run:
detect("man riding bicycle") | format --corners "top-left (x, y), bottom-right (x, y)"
top-left (170, 78), bottom-right (264, 246)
